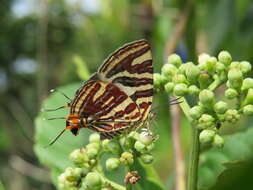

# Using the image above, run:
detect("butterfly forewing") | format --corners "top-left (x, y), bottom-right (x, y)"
top-left (97, 40), bottom-right (153, 122)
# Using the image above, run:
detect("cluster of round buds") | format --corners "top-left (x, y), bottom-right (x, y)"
top-left (103, 129), bottom-right (157, 171)
top-left (154, 51), bottom-right (253, 147)
top-left (58, 167), bottom-right (83, 190)
top-left (58, 130), bottom-right (157, 189)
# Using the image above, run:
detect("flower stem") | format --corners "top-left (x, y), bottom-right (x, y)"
top-left (178, 97), bottom-right (200, 190)
top-left (186, 127), bottom-right (200, 190)
top-left (208, 78), bottom-right (222, 91)
top-left (103, 177), bottom-right (126, 190)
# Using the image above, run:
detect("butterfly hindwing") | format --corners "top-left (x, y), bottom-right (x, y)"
top-left (70, 81), bottom-right (141, 134)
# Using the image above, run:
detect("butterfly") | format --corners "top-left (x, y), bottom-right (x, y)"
top-left (47, 39), bottom-right (153, 145)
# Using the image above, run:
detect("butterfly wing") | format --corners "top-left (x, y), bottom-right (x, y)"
top-left (69, 40), bottom-right (153, 138)
top-left (97, 39), bottom-right (153, 122)
top-left (70, 80), bottom-right (141, 137)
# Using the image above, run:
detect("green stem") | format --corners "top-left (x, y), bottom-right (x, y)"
top-left (187, 127), bottom-right (200, 190)
top-left (178, 97), bottom-right (200, 190)
top-left (178, 97), bottom-right (193, 122)
top-left (103, 177), bottom-right (126, 190)
top-left (208, 79), bottom-right (222, 91)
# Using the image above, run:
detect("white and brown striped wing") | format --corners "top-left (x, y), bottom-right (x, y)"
top-left (70, 80), bottom-right (141, 136)
top-left (97, 39), bottom-right (153, 122)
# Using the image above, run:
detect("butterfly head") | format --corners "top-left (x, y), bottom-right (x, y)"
top-left (66, 114), bottom-right (83, 136)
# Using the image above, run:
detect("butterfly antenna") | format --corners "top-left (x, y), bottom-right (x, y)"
top-left (42, 105), bottom-right (69, 112)
top-left (45, 117), bottom-right (66, 120)
top-left (50, 89), bottom-right (72, 101)
top-left (44, 128), bottom-right (66, 148)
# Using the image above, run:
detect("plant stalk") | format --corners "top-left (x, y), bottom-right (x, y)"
top-left (177, 97), bottom-right (200, 190)
top-left (187, 127), bottom-right (200, 190)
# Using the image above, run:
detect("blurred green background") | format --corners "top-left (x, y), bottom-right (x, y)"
top-left (1, 0), bottom-right (253, 189)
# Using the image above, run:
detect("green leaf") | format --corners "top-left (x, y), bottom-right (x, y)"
top-left (205, 160), bottom-right (253, 190)
top-left (34, 83), bottom-right (92, 186)
top-left (134, 159), bottom-right (166, 190)
top-left (198, 126), bottom-right (253, 189)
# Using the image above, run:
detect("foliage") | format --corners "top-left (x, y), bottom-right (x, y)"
top-left (1, 0), bottom-right (253, 190)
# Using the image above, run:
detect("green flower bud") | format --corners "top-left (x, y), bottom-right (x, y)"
top-left (105, 141), bottom-right (121, 155)
top-left (86, 142), bottom-right (100, 150)
top-left (225, 88), bottom-right (238, 99)
top-left (106, 158), bottom-right (120, 171)
top-left (188, 85), bottom-right (200, 95)
top-left (84, 172), bottom-right (102, 190)
top-left (206, 57), bottom-right (217, 73)
top-left (189, 106), bottom-right (204, 120)
top-left (173, 74), bottom-right (187, 84)
top-left (162, 64), bottom-right (177, 78)
top-left (199, 129), bottom-right (216, 144)
top-left (214, 101), bottom-right (228, 114)
top-left (140, 153), bottom-right (154, 164)
top-left (139, 131), bottom-right (153, 145)
top-left (86, 148), bottom-right (98, 159)
top-left (64, 167), bottom-right (82, 182)
top-left (218, 51), bottom-right (232, 65)
top-left (243, 105), bottom-right (253, 115)
top-left (198, 72), bottom-right (212, 89)
top-left (154, 73), bottom-right (167, 87)
top-left (197, 114), bottom-right (215, 130)
top-left (198, 53), bottom-right (210, 70)
top-left (216, 61), bottom-right (226, 73)
top-left (224, 109), bottom-right (240, 123)
top-left (128, 131), bottom-right (139, 140)
top-left (164, 82), bottom-right (175, 93)
top-left (69, 149), bottom-right (89, 167)
top-left (102, 139), bottom-right (110, 148)
top-left (120, 152), bottom-right (134, 165)
top-left (58, 173), bottom-right (77, 189)
top-left (168, 54), bottom-right (182, 67)
top-left (229, 61), bottom-right (241, 70)
top-left (134, 141), bottom-right (146, 152)
top-left (178, 64), bottom-right (188, 75)
top-left (199, 89), bottom-right (215, 106)
top-left (212, 134), bottom-right (224, 148)
top-left (173, 83), bottom-right (188, 96)
top-left (240, 61), bottom-right (252, 74)
top-left (228, 69), bottom-right (243, 88)
top-left (185, 63), bottom-right (200, 83)
top-left (89, 133), bottom-right (101, 143)
top-left (242, 89), bottom-right (253, 106)
top-left (241, 78), bottom-right (253, 91)
top-left (146, 143), bottom-right (155, 151)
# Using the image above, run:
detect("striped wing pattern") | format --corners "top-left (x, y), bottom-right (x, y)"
top-left (70, 40), bottom-right (153, 138)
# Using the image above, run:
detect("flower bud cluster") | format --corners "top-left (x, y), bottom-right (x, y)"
top-left (58, 130), bottom-right (157, 189)
top-left (154, 51), bottom-right (253, 147)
